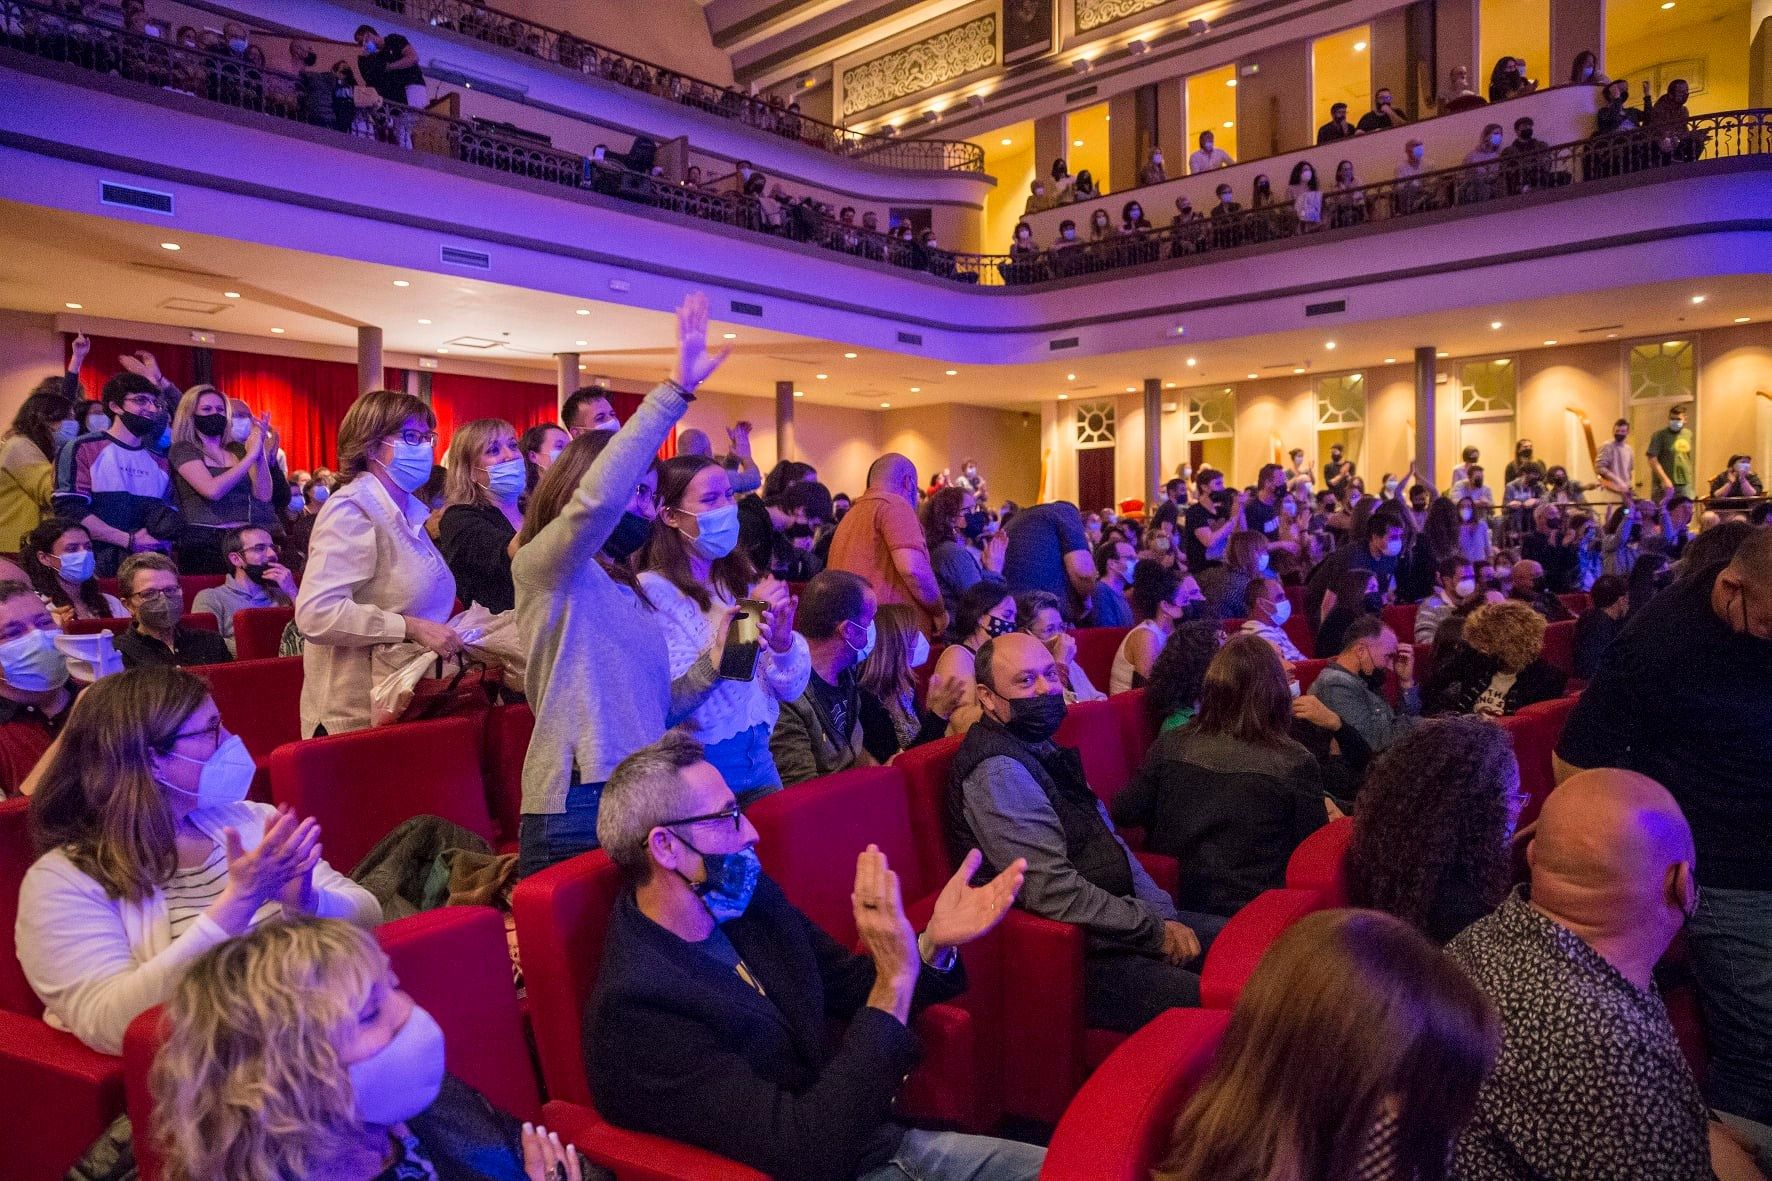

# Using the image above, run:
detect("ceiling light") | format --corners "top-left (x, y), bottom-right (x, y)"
top-left (1661, 2), bottom-right (1674, 8)
top-left (574, 338), bottom-right (587, 345)
top-left (1496, 358), bottom-right (1511, 365)
top-left (1125, 386), bottom-right (1136, 393)
top-left (945, 369), bottom-right (958, 376)
top-left (1607, 332), bottom-right (1619, 338)
top-left (437, 346), bottom-right (448, 353)
top-left (1066, 373), bottom-right (1076, 381)
top-left (223, 291), bottom-right (240, 299)
top-left (575, 308), bottom-right (591, 315)
top-left (270, 327), bottom-right (285, 334)
top-left (1324, 341), bottom-right (1336, 350)
top-left (843, 351), bottom-right (857, 359)
top-left (1073, 138), bottom-right (1085, 147)
top-left (1735, 316), bottom-right (1751, 323)
top-left (1225, 78), bottom-right (1237, 87)
top-left (1000, 137), bottom-right (1013, 146)
top-left (1664, 340), bottom-right (1683, 348)
top-left (816, 373), bottom-right (828, 380)
top-left (909, 387), bottom-right (921, 393)
top-left (722, 332), bottom-right (737, 339)
top-left (1164, 382), bottom-right (1177, 389)
top-left (1436, 351), bottom-right (1449, 358)
top-left (418, 319), bottom-right (435, 326)
top-left (64, 302), bottom-right (82, 309)
top-left (1384, 357), bottom-right (1397, 363)
top-left (1490, 320), bottom-right (1503, 330)
top-left (1247, 372), bottom-right (1259, 379)
top-left (1185, 357), bottom-right (1197, 367)
top-left (793, 390), bottom-right (805, 398)
top-left (392, 280), bottom-right (410, 288)
top-left (1543, 339), bottom-right (1558, 346)
top-left (159, 242), bottom-right (180, 251)
top-left (1353, 40), bottom-right (1368, 51)
top-left (880, 402), bottom-right (892, 408)
top-left (1293, 367), bottom-right (1306, 374)
top-left (1057, 393), bottom-right (1069, 400)
top-left (1222, 120), bottom-right (1235, 128)
top-left (1691, 294), bottom-right (1706, 304)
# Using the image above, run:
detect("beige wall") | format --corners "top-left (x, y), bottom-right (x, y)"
top-left (1697, 321), bottom-right (1772, 484)
top-left (686, 388), bottom-right (881, 496)
top-left (881, 402), bottom-right (1042, 506)
top-left (0, 310), bottom-right (66, 422)
top-left (1367, 363), bottom-right (1418, 483)
top-left (1238, 40), bottom-right (1314, 159)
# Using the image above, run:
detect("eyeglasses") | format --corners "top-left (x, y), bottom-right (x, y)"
top-left (661, 803), bottom-right (746, 835)
top-left (389, 429), bottom-right (437, 447)
top-left (166, 715), bottom-right (228, 751)
top-left (629, 486), bottom-right (662, 511)
top-left (131, 587), bottom-right (181, 603)
top-left (121, 394), bottom-right (160, 410)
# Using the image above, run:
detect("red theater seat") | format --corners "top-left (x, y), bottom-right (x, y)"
top-left (194, 656), bottom-right (302, 762)
top-left (1292, 658), bottom-right (1331, 693)
top-left (1, 798), bottom-right (128, 1181)
top-left (1055, 698), bottom-right (1134, 805)
top-left (231, 605), bottom-right (295, 661)
top-left (1042, 1008), bottom-right (1231, 1181)
top-left (65, 612), bottom-right (218, 637)
top-left (1381, 603), bottom-right (1418, 642)
top-left (481, 704), bottom-right (535, 849)
top-left (1111, 688), bottom-right (1156, 766)
top-left (1558, 592), bottom-right (1590, 615)
top-left (270, 715), bottom-right (496, 873)
top-left (894, 736), bottom-right (962, 889)
top-left (1072, 627), bottom-right (1128, 693)
top-left (124, 908), bottom-right (539, 1181)
top-left (1503, 694), bottom-right (1581, 829)
top-left (1285, 816), bottom-right (1353, 905)
top-left (1540, 619), bottom-right (1576, 678)
top-left (1200, 888), bottom-right (1329, 1010)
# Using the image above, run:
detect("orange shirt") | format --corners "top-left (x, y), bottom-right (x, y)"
top-left (825, 487), bottom-right (937, 628)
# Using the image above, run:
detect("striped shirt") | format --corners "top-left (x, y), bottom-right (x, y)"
top-left (163, 845), bottom-right (227, 938)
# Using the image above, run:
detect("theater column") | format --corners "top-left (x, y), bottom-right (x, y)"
top-left (356, 326), bottom-right (382, 397)
top-left (1414, 347), bottom-right (1437, 479)
top-left (1144, 378), bottom-right (1162, 509)
top-left (555, 352), bottom-right (580, 416)
top-left (776, 380), bottom-right (797, 463)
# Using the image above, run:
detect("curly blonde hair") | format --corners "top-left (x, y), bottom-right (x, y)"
top-left (150, 918), bottom-right (389, 1181)
top-left (1462, 600), bottom-right (1546, 673)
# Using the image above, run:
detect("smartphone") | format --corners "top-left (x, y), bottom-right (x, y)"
top-left (719, 598), bottom-right (766, 682)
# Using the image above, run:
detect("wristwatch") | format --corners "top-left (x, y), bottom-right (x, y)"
top-left (917, 932), bottom-right (958, 972)
top-left (663, 377), bottom-right (698, 403)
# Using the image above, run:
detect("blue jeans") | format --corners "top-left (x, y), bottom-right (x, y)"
top-left (857, 1129), bottom-right (1044, 1181)
top-left (517, 780), bottom-right (604, 880)
top-left (1687, 886), bottom-right (1772, 1122)
top-left (702, 723), bottom-right (782, 806)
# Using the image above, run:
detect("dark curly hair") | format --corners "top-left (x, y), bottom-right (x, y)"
top-left (1130, 560), bottom-right (1182, 621)
top-left (1345, 716), bottom-right (1520, 945)
top-left (1143, 620), bottom-right (1223, 729)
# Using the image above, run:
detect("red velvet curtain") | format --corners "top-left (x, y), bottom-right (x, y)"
top-left (208, 350), bottom-right (362, 472)
top-left (64, 334), bottom-right (200, 402)
top-left (427, 372), bottom-right (558, 448)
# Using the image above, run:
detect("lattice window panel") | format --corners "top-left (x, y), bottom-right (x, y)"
top-left (1629, 340), bottom-right (1695, 403)
top-left (1316, 374), bottom-right (1366, 428)
top-left (1074, 400), bottom-right (1117, 450)
top-left (1187, 389), bottom-right (1235, 439)
top-left (1459, 359), bottom-right (1517, 418)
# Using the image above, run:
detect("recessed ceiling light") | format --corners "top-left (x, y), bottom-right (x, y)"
top-left (64, 302), bottom-right (82, 309)
top-left (270, 327), bottom-right (285, 334)
top-left (880, 402), bottom-right (892, 408)
top-left (1066, 373), bottom-right (1076, 381)
top-left (1543, 339), bottom-right (1558, 346)
top-left (392, 280), bottom-right (410, 288)
top-left (1000, 137), bottom-right (1012, 146)
top-left (815, 373), bottom-right (828, 380)
top-left (945, 369), bottom-right (958, 376)
top-left (1735, 316), bottom-right (1751, 323)
top-left (909, 386), bottom-right (921, 393)
top-left (1164, 382), bottom-right (1177, 389)
top-left (1606, 332), bottom-right (1619, 338)
top-left (1490, 321), bottom-right (1503, 330)
top-left (578, 363), bottom-right (588, 370)
top-left (418, 318), bottom-right (432, 325)
top-left (1225, 78), bottom-right (1238, 87)
top-left (1384, 357), bottom-right (1397, 364)
top-left (437, 347), bottom-right (448, 353)
top-left (722, 332), bottom-right (737, 340)
top-left (793, 390), bottom-right (805, 398)
top-left (1073, 139), bottom-right (1084, 147)
top-left (1691, 294), bottom-right (1706, 304)
top-left (843, 351), bottom-right (857, 359)
top-left (1125, 386), bottom-right (1136, 393)
top-left (159, 242), bottom-right (180, 251)
top-left (223, 291), bottom-right (240, 299)
top-left (1353, 40), bottom-right (1368, 51)
top-left (1185, 357), bottom-right (1197, 367)
top-left (1436, 351), bottom-right (1449, 358)
top-left (1324, 341), bottom-right (1336, 350)
top-left (1222, 120), bottom-right (1234, 128)
top-left (1247, 372), bottom-right (1259, 379)
top-left (1057, 393), bottom-right (1069, 400)
top-left (1293, 367), bottom-right (1306, 374)
top-left (575, 308), bottom-right (591, 315)
top-left (1661, 1), bottom-right (1674, 8)
top-left (574, 339), bottom-right (587, 346)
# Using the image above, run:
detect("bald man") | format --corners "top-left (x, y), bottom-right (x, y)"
top-left (1505, 557), bottom-right (1572, 621)
top-left (674, 423), bottom-right (760, 494)
top-left (1558, 526), bottom-right (1772, 1122)
top-left (1448, 770), bottom-right (1760, 1180)
top-left (825, 453), bottom-right (947, 634)
top-left (947, 633), bottom-right (1218, 1034)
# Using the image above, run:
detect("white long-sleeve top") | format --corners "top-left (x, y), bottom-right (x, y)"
top-left (15, 799), bottom-right (380, 1054)
top-left (638, 573), bottom-right (810, 745)
top-left (295, 474), bottom-right (456, 736)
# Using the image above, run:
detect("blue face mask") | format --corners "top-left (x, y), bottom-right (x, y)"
top-left (54, 420), bottom-right (79, 447)
top-left (58, 550), bottom-right (95, 583)
top-left (846, 618), bottom-right (878, 663)
top-left (675, 837), bottom-right (762, 924)
top-left (484, 457), bottom-right (526, 500)
top-left (680, 502), bottom-right (740, 560)
top-left (156, 425), bottom-right (173, 452)
top-left (378, 439), bottom-right (435, 494)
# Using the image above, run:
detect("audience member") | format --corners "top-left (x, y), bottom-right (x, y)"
top-left (16, 666), bottom-right (377, 1053)
top-left (22, 516), bottom-right (124, 623)
top-left (1310, 616), bottom-right (1419, 755)
top-left (640, 455), bottom-right (804, 804)
top-left (168, 384), bottom-right (273, 574)
top-left (1557, 527), bottom-right (1772, 1122)
top-left (1001, 499), bottom-right (1095, 622)
top-left (0, 368), bottom-right (78, 553)
top-left (191, 526), bottom-right (295, 655)
top-left (1488, 55), bottom-right (1537, 103)
top-left (1198, 530), bottom-right (1268, 620)
top-left (1143, 620), bottom-right (1223, 733)
top-left (519, 421), bottom-right (570, 488)
top-left (739, 478), bottom-right (832, 581)
top-left (1188, 130), bottom-right (1232, 174)
top-left (114, 553), bottom-right (232, 669)
top-left (1594, 417), bottom-right (1635, 497)
top-left (1156, 909), bottom-right (1497, 1181)
top-left (437, 417), bottom-right (525, 613)
top-left (1438, 63), bottom-right (1480, 107)
top-left (1417, 556), bottom-right (1477, 644)
top-left (1645, 405), bottom-right (1696, 500)
top-left (587, 731), bottom-right (1041, 1180)
top-left (1357, 85), bottom-right (1409, 133)
top-left (1507, 556), bottom-right (1573, 620)
top-left (950, 633), bottom-right (1219, 1032)
top-left (922, 486), bottom-right (987, 623)
top-left (53, 371), bottom-right (176, 577)
top-left (828, 454), bottom-right (947, 635)
top-left (510, 295), bottom-right (726, 877)
top-left (1316, 101), bottom-right (1356, 144)
top-left (1112, 561), bottom-right (1201, 694)
top-left (676, 421), bottom-right (762, 494)
top-left (932, 579), bottom-right (1015, 736)
top-left (1017, 589), bottom-right (1103, 703)
top-left (294, 389), bottom-right (455, 736)
top-left (1238, 576), bottom-right (1304, 662)
top-left (1138, 148), bottom-right (1167, 186)
top-left (1313, 566), bottom-right (1380, 659)
top-left (1569, 49), bottom-right (1607, 85)
top-left (0, 581), bottom-right (79, 797)
top-left (1184, 468), bottom-right (1243, 570)
top-left (1710, 454), bottom-right (1763, 500)
top-left (1425, 600), bottom-right (1566, 717)
top-left (1347, 716), bottom-right (1519, 943)
top-left (1571, 572), bottom-right (1628, 679)
top-left (771, 569), bottom-right (879, 785)
top-left (1242, 462), bottom-right (1288, 541)
top-left (561, 386), bottom-right (620, 438)
top-left (1115, 635), bottom-right (1329, 916)
top-left (1305, 512), bottom-right (1404, 625)
top-left (1085, 536), bottom-right (1136, 627)
top-left (1447, 769), bottom-right (1757, 1179)
top-left (856, 603), bottom-right (960, 758)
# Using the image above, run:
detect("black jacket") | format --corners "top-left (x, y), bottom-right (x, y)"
top-left (439, 501), bottom-right (517, 614)
top-left (115, 624), bottom-right (232, 670)
top-left (586, 880), bottom-right (964, 1181)
top-left (1572, 606), bottom-right (1623, 680)
top-left (1424, 649), bottom-right (1566, 717)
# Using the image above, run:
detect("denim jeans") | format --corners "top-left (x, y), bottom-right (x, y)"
top-left (517, 780), bottom-right (604, 880)
top-left (1687, 885), bottom-right (1772, 1122)
top-left (857, 1129), bottom-right (1044, 1181)
top-left (702, 723), bottom-right (782, 806)
top-left (1084, 910), bottom-right (1229, 1033)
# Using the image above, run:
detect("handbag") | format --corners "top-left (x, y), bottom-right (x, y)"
top-left (398, 656), bottom-right (504, 723)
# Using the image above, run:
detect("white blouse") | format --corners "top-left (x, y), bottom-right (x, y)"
top-left (638, 574), bottom-right (810, 746)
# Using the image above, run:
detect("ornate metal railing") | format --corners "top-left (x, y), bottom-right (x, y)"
top-left (4, 2), bottom-right (1765, 289)
top-left (368, 0), bottom-right (983, 172)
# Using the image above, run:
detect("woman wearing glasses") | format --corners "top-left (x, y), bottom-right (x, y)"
top-left (14, 666), bottom-right (379, 1053)
top-left (294, 389), bottom-right (459, 736)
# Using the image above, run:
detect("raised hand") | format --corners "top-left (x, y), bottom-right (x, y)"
top-left (924, 671), bottom-right (968, 721)
top-left (923, 848), bottom-right (1025, 952)
top-left (672, 292), bottom-right (731, 393)
top-left (69, 332), bottom-right (91, 370)
top-left (118, 350), bottom-right (165, 386)
top-left (853, 845), bottom-right (920, 1023)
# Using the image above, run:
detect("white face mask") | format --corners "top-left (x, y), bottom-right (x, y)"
top-left (230, 417), bottom-right (253, 443)
top-left (1269, 597), bottom-right (1292, 626)
top-left (909, 631), bottom-right (930, 669)
top-left (1460, 507), bottom-right (1474, 522)
top-left (1454, 578), bottom-right (1477, 597)
top-left (160, 733), bottom-right (255, 808)
top-left (348, 1003), bottom-right (446, 1127)
top-left (0, 627), bottom-right (69, 693)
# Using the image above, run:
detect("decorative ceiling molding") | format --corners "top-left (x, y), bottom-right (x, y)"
top-left (840, 14), bottom-right (999, 117)
top-left (1074, 0), bottom-right (1170, 33)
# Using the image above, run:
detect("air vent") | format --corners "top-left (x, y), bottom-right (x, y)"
top-left (1064, 85), bottom-right (1098, 104)
top-left (100, 181), bottom-right (174, 215)
top-left (897, 331), bottom-right (923, 346)
top-left (443, 336), bottom-right (501, 349)
top-left (440, 245), bottom-right (491, 270)
top-left (1578, 323), bottom-right (1626, 334)
top-left (159, 298), bottom-right (229, 315)
top-left (1049, 337), bottom-right (1080, 351)
top-left (1304, 299), bottom-right (1346, 316)
top-left (730, 300), bottom-right (764, 318)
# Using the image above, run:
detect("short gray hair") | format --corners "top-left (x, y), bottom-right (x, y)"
top-left (597, 731), bottom-right (708, 878)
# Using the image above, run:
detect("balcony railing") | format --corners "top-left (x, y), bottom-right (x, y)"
top-left (368, 0), bottom-right (984, 172)
top-left (4, 2), bottom-right (1766, 290)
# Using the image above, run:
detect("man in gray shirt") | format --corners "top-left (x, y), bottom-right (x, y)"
top-left (192, 525), bottom-right (295, 654)
top-left (1309, 615), bottom-right (1420, 755)
top-left (946, 632), bottom-right (1221, 1033)
top-left (1594, 418), bottom-right (1636, 499)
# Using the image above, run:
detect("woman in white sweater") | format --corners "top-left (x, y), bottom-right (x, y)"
top-left (294, 389), bottom-right (461, 736)
top-left (640, 454), bottom-right (806, 804)
top-left (15, 666), bottom-right (378, 1054)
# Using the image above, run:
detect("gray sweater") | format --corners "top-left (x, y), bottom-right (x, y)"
top-left (512, 384), bottom-right (719, 814)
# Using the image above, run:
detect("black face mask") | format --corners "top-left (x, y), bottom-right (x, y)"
top-left (1362, 667), bottom-right (1390, 692)
top-left (194, 412), bottom-right (227, 439)
top-left (242, 560), bottom-right (273, 585)
top-left (603, 511), bottom-right (652, 562)
top-left (1362, 592), bottom-right (1385, 614)
top-left (1178, 601), bottom-right (1206, 623)
top-left (962, 510), bottom-right (990, 540)
top-left (302, 50), bottom-right (318, 66)
top-left (999, 691), bottom-right (1066, 744)
top-left (118, 408), bottom-right (163, 438)
top-left (784, 523), bottom-right (814, 540)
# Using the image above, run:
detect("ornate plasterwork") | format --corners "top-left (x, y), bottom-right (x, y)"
top-left (841, 15), bottom-right (998, 117)
top-left (1075, 0), bottom-right (1167, 33)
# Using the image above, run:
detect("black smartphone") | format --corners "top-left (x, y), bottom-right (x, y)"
top-left (719, 598), bottom-right (765, 682)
